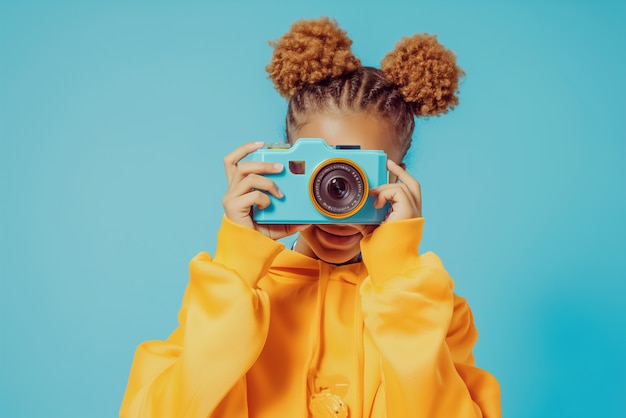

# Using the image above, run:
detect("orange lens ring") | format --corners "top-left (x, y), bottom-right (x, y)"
top-left (308, 158), bottom-right (369, 219)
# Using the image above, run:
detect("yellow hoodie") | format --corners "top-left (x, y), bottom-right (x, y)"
top-left (120, 216), bottom-right (501, 417)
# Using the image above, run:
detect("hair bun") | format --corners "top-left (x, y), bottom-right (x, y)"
top-left (266, 17), bottom-right (361, 98)
top-left (381, 34), bottom-right (465, 117)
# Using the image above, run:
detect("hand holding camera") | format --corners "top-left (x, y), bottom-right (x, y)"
top-left (370, 159), bottom-right (422, 223)
top-left (222, 141), bottom-right (308, 241)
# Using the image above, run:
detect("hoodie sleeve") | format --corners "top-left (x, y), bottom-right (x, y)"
top-left (119, 216), bottom-right (284, 418)
top-left (359, 218), bottom-right (501, 418)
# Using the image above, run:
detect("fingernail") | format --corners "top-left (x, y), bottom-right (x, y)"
top-left (274, 163), bottom-right (284, 171)
top-left (255, 141), bottom-right (264, 146)
top-left (277, 189), bottom-right (284, 198)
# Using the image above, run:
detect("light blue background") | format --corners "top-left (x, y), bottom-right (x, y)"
top-left (1, 1), bottom-right (625, 417)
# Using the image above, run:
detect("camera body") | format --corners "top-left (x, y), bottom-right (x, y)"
top-left (242, 138), bottom-right (389, 224)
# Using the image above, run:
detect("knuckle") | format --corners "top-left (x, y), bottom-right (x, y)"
top-left (222, 198), bottom-right (235, 211)
top-left (253, 189), bottom-right (269, 201)
top-left (223, 154), bottom-right (236, 166)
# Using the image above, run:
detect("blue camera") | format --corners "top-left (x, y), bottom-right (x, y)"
top-left (242, 138), bottom-right (390, 224)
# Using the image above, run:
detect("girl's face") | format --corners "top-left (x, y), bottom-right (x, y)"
top-left (291, 112), bottom-right (404, 265)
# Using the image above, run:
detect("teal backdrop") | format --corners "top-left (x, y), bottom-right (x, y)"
top-left (1, 1), bottom-right (625, 417)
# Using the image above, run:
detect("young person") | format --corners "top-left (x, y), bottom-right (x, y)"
top-left (120, 17), bottom-right (501, 418)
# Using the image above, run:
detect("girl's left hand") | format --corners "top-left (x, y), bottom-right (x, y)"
top-left (369, 159), bottom-right (422, 222)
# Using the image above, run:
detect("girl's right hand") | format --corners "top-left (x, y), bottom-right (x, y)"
top-left (222, 142), bottom-right (308, 241)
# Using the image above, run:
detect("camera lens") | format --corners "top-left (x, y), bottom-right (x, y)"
top-left (327, 177), bottom-right (349, 199)
top-left (310, 159), bottom-right (368, 218)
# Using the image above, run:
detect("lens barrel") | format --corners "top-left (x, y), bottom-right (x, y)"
top-left (310, 159), bottom-right (368, 218)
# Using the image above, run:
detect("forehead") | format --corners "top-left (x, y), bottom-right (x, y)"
top-left (293, 113), bottom-right (401, 161)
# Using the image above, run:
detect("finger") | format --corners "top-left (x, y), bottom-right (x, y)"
top-left (379, 189), bottom-right (417, 219)
top-left (386, 159), bottom-right (422, 211)
top-left (223, 141), bottom-right (265, 182)
top-left (223, 190), bottom-right (272, 217)
top-left (227, 173), bottom-right (284, 200)
top-left (227, 162), bottom-right (284, 197)
top-left (227, 161), bottom-right (284, 195)
top-left (387, 160), bottom-right (417, 187)
top-left (371, 184), bottom-right (414, 210)
top-left (371, 184), bottom-right (421, 219)
top-left (231, 161), bottom-right (284, 183)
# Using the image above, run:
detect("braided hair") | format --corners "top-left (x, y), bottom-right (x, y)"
top-left (265, 17), bottom-right (464, 159)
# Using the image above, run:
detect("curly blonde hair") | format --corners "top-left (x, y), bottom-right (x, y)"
top-left (266, 17), bottom-right (464, 158)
